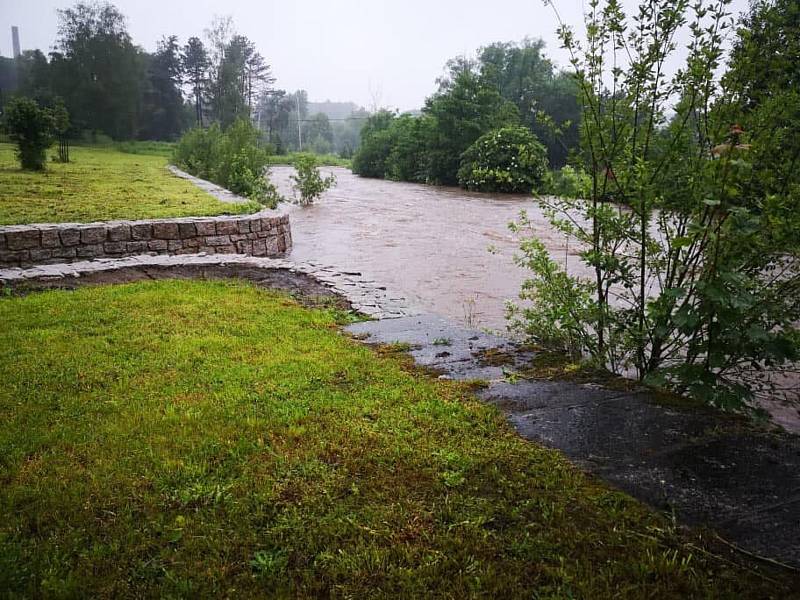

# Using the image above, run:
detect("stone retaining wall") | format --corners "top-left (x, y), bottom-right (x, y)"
top-left (0, 213), bottom-right (291, 268)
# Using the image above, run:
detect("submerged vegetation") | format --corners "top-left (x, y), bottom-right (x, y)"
top-left (0, 280), bottom-right (794, 597)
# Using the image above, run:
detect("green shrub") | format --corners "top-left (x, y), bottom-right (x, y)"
top-left (2, 97), bottom-right (55, 171)
top-left (290, 153), bottom-right (336, 205)
top-left (544, 165), bottom-right (592, 199)
top-left (457, 126), bottom-right (548, 193)
top-left (172, 119), bottom-right (282, 207)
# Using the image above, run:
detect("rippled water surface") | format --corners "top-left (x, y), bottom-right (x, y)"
top-left (273, 166), bottom-right (589, 332)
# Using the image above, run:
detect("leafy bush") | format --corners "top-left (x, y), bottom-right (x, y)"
top-left (2, 97), bottom-right (56, 171)
top-left (290, 153), bottom-right (336, 205)
top-left (352, 111), bottom-right (395, 178)
top-left (457, 126), bottom-right (548, 193)
top-left (172, 119), bottom-right (282, 207)
top-left (544, 165), bottom-right (592, 198)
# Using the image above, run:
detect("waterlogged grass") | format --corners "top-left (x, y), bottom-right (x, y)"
top-left (0, 280), bottom-right (792, 597)
top-left (0, 143), bottom-right (258, 225)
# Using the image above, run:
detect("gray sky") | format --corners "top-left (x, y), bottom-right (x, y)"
top-left (2, 0), bottom-right (749, 112)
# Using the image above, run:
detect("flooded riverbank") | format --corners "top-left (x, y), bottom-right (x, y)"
top-left (272, 166), bottom-right (799, 432)
top-left (272, 166), bottom-right (583, 332)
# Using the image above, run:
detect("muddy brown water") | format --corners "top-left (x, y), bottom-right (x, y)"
top-left (272, 166), bottom-right (590, 332)
top-left (272, 166), bottom-right (800, 432)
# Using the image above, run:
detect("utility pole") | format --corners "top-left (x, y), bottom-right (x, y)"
top-left (296, 93), bottom-right (302, 151)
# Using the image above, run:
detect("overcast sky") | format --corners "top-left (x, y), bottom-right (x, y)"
top-left (2, 0), bottom-right (749, 111)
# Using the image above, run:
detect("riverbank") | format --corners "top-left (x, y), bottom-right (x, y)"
top-left (1, 279), bottom-right (794, 596)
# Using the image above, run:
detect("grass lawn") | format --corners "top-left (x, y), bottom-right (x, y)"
top-left (0, 143), bottom-right (259, 225)
top-left (0, 280), bottom-right (792, 597)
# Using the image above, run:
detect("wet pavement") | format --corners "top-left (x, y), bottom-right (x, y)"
top-left (346, 315), bottom-right (800, 570)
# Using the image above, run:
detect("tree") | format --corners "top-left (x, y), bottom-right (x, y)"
top-left (304, 113), bottom-right (334, 154)
top-left (424, 69), bottom-right (520, 184)
top-left (140, 35), bottom-right (184, 140)
top-left (54, 2), bottom-right (144, 140)
top-left (511, 0), bottom-right (800, 411)
top-left (182, 37), bottom-right (209, 126)
top-left (290, 153), bottom-right (336, 205)
top-left (2, 97), bottom-right (55, 170)
top-left (352, 110), bottom-right (396, 177)
top-left (457, 126), bottom-right (548, 193)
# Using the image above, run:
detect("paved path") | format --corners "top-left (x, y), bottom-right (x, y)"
top-left (346, 315), bottom-right (800, 571)
top-left (0, 253), bottom-right (413, 320)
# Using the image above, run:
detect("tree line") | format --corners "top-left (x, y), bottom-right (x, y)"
top-left (0, 1), bottom-right (360, 151)
top-left (352, 38), bottom-right (581, 188)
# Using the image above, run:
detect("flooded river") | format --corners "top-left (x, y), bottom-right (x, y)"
top-left (271, 166), bottom-right (800, 432)
top-left (272, 166), bottom-right (585, 332)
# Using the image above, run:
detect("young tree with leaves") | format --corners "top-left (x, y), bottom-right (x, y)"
top-left (510, 0), bottom-right (799, 410)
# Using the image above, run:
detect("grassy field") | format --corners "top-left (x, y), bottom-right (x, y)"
top-left (267, 152), bottom-right (352, 169)
top-left (0, 143), bottom-right (259, 225)
top-left (0, 280), bottom-right (792, 598)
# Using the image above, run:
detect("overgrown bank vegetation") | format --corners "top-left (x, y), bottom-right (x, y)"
top-left (352, 39), bottom-right (580, 191)
top-left (509, 0), bottom-right (800, 412)
top-left (0, 280), bottom-right (793, 597)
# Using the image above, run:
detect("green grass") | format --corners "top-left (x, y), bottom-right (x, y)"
top-left (0, 280), bottom-right (792, 598)
top-left (0, 143), bottom-right (259, 225)
top-left (267, 152), bottom-right (352, 169)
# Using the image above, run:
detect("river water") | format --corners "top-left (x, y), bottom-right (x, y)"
top-left (271, 166), bottom-right (800, 432)
top-left (272, 166), bottom-right (587, 332)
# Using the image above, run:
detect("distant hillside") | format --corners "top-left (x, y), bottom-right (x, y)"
top-left (307, 100), bottom-right (365, 120)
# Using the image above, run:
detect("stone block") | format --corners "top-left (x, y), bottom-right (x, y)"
top-left (183, 238), bottom-right (201, 249)
top-left (168, 239), bottom-right (183, 251)
top-left (29, 248), bottom-right (53, 261)
top-left (148, 239), bottom-right (168, 251)
top-left (236, 240), bottom-right (253, 254)
top-left (216, 244), bottom-right (236, 254)
top-left (126, 241), bottom-right (148, 253)
top-left (266, 237), bottom-right (279, 255)
top-left (40, 229), bottom-right (61, 248)
top-left (76, 244), bottom-right (104, 258)
top-left (216, 220), bottom-right (239, 235)
top-left (237, 220), bottom-right (251, 234)
top-left (205, 235), bottom-right (230, 246)
top-left (108, 225), bottom-right (131, 242)
top-left (81, 227), bottom-right (106, 245)
top-left (250, 219), bottom-right (262, 233)
top-left (195, 221), bottom-right (216, 236)
top-left (257, 231), bottom-right (270, 239)
top-left (51, 247), bottom-right (77, 259)
top-left (104, 241), bottom-right (127, 254)
top-left (131, 223), bottom-right (152, 240)
top-left (6, 229), bottom-right (40, 250)
top-left (229, 234), bottom-right (247, 243)
top-left (252, 239), bottom-right (267, 256)
top-left (178, 222), bottom-right (197, 238)
top-left (0, 250), bottom-right (29, 264)
top-left (152, 222), bottom-right (180, 239)
top-left (277, 235), bottom-right (287, 253)
top-left (59, 228), bottom-right (81, 246)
